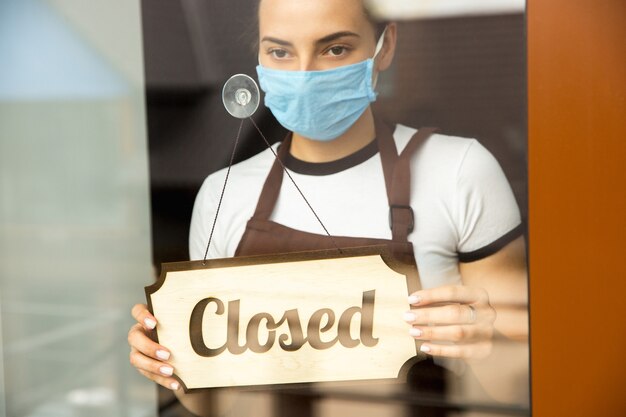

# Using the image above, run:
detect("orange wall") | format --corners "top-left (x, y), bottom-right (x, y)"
top-left (528, 1), bottom-right (626, 416)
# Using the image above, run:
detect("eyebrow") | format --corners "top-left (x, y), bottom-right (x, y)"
top-left (260, 31), bottom-right (361, 47)
top-left (316, 31), bottom-right (360, 45)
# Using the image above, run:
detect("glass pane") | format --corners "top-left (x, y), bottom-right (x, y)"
top-left (143, 0), bottom-right (529, 416)
top-left (0, 0), bottom-right (157, 416)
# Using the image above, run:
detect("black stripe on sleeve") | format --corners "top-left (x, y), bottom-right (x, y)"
top-left (457, 224), bottom-right (525, 263)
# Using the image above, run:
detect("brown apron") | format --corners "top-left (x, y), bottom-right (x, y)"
top-left (232, 120), bottom-right (440, 417)
top-left (235, 120), bottom-right (436, 270)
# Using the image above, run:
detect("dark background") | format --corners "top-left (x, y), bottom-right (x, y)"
top-left (141, 2), bottom-right (527, 415)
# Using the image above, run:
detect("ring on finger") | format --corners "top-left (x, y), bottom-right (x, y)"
top-left (468, 304), bottom-right (477, 323)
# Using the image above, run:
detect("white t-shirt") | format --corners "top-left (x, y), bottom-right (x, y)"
top-left (189, 124), bottom-right (522, 289)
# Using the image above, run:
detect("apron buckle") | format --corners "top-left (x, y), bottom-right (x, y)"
top-left (389, 205), bottom-right (415, 234)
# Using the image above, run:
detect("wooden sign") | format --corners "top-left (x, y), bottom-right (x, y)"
top-left (145, 246), bottom-right (422, 392)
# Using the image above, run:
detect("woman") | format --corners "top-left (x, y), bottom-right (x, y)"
top-left (129, 0), bottom-right (528, 413)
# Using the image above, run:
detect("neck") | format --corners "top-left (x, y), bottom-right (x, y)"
top-left (289, 109), bottom-right (376, 163)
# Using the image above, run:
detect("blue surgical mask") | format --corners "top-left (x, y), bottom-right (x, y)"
top-left (256, 29), bottom-right (387, 141)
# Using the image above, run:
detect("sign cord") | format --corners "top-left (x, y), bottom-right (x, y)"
top-left (249, 117), bottom-right (343, 254)
top-left (203, 119), bottom-right (245, 264)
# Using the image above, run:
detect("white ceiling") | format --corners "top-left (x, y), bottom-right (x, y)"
top-left (365, 0), bottom-right (525, 19)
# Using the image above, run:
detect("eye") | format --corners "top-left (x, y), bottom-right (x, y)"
top-left (268, 48), bottom-right (291, 60)
top-left (325, 45), bottom-right (350, 57)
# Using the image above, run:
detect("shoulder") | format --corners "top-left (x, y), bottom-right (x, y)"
top-left (190, 144), bottom-right (278, 259)
top-left (393, 123), bottom-right (484, 181)
top-left (192, 144), bottom-right (277, 223)
top-left (196, 144), bottom-right (278, 201)
top-left (393, 123), bottom-right (515, 206)
top-left (395, 123), bottom-right (477, 157)
top-left (212, 144), bottom-right (277, 183)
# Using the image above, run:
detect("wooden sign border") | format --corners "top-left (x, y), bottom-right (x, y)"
top-left (145, 245), bottom-right (425, 393)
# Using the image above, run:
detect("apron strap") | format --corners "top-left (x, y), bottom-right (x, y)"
top-left (251, 133), bottom-right (292, 220)
top-left (375, 118), bottom-right (400, 204)
top-left (376, 120), bottom-right (437, 243)
top-left (252, 121), bottom-right (437, 245)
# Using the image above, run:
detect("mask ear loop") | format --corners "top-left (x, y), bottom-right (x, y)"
top-left (374, 26), bottom-right (387, 58)
top-left (372, 26), bottom-right (388, 89)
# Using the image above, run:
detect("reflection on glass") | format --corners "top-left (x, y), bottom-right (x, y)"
top-left (0, 0), bottom-right (156, 416)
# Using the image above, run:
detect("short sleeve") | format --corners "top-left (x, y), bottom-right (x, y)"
top-left (455, 140), bottom-right (522, 262)
top-left (188, 176), bottom-right (226, 261)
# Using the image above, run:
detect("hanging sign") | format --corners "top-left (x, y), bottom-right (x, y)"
top-left (145, 246), bottom-right (422, 392)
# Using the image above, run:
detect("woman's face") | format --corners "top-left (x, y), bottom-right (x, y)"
top-left (258, 0), bottom-right (380, 71)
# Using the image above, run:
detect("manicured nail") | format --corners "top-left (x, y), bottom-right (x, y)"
top-left (144, 318), bottom-right (157, 329)
top-left (409, 328), bottom-right (423, 337)
top-left (403, 312), bottom-right (416, 323)
top-left (170, 382), bottom-right (180, 391)
top-left (160, 366), bottom-right (173, 376)
top-left (156, 350), bottom-right (170, 360)
top-left (408, 295), bottom-right (421, 305)
top-left (420, 344), bottom-right (431, 353)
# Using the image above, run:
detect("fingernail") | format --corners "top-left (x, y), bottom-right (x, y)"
top-left (420, 344), bottom-right (431, 353)
top-left (144, 318), bottom-right (157, 329)
top-left (160, 366), bottom-right (173, 376)
top-left (408, 295), bottom-right (421, 305)
top-left (403, 312), bottom-right (416, 323)
top-left (156, 350), bottom-right (170, 360)
top-left (409, 328), bottom-right (423, 337)
top-left (170, 382), bottom-right (180, 391)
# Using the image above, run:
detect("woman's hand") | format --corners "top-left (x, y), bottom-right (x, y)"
top-left (128, 304), bottom-right (180, 390)
top-left (404, 285), bottom-right (497, 359)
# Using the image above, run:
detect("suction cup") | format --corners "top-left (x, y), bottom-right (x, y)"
top-left (222, 74), bottom-right (260, 119)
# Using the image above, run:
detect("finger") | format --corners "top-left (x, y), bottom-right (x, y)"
top-left (129, 347), bottom-right (175, 377)
top-left (419, 341), bottom-right (493, 359)
top-left (404, 304), bottom-right (479, 325)
top-left (408, 285), bottom-right (489, 306)
top-left (131, 303), bottom-right (157, 330)
top-left (409, 323), bottom-right (493, 343)
top-left (127, 323), bottom-right (171, 361)
top-left (137, 368), bottom-right (181, 391)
